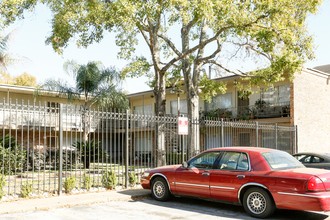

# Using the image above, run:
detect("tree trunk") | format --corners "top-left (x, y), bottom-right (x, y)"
top-left (187, 92), bottom-right (200, 157)
top-left (181, 24), bottom-right (201, 158)
top-left (154, 71), bottom-right (167, 167)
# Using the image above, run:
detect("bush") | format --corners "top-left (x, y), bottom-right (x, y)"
top-left (73, 140), bottom-right (107, 169)
top-left (28, 150), bottom-right (46, 171)
top-left (0, 174), bottom-right (6, 200)
top-left (47, 149), bottom-right (79, 170)
top-left (0, 146), bottom-right (27, 175)
top-left (21, 182), bottom-right (33, 198)
top-left (64, 176), bottom-right (76, 194)
top-left (0, 134), bottom-right (27, 174)
top-left (83, 174), bottom-right (92, 191)
top-left (129, 171), bottom-right (137, 187)
top-left (0, 134), bottom-right (18, 149)
top-left (101, 170), bottom-right (117, 190)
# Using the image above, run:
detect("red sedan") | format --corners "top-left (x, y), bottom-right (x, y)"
top-left (141, 147), bottom-right (330, 218)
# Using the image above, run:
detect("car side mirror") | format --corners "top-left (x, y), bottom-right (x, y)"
top-left (182, 161), bottom-right (189, 168)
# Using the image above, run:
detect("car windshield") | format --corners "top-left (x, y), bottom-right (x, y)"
top-left (262, 150), bottom-right (305, 170)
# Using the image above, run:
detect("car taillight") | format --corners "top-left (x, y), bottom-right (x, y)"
top-left (307, 176), bottom-right (326, 191)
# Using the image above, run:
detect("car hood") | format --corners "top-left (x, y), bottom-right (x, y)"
top-left (150, 164), bottom-right (182, 173)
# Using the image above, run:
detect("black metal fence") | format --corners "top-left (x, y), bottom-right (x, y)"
top-left (0, 101), bottom-right (296, 199)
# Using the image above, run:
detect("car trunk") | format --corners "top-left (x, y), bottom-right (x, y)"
top-left (287, 168), bottom-right (330, 191)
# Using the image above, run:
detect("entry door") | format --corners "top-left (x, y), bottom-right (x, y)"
top-left (174, 151), bottom-right (221, 198)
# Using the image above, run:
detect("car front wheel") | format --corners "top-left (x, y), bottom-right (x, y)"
top-left (242, 187), bottom-right (275, 218)
top-left (151, 177), bottom-right (171, 201)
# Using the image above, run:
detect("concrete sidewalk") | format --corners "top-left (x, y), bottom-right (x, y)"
top-left (0, 187), bottom-right (151, 215)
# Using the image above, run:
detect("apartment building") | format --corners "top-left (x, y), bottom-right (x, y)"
top-left (128, 66), bottom-right (330, 153)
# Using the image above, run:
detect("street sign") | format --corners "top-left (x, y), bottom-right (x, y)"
top-left (178, 116), bottom-right (188, 135)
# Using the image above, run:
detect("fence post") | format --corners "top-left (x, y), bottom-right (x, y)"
top-left (255, 121), bottom-right (259, 147)
top-left (58, 104), bottom-right (63, 195)
top-left (275, 123), bottom-right (278, 150)
top-left (125, 109), bottom-right (129, 188)
top-left (294, 125), bottom-right (298, 154)
top-left (221, 118), bottom-right (224, 147)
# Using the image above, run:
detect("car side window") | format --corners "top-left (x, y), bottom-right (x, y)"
top-left (237, 153), bottom-right (249, 170)
top-left (217, 152), bottom-right (249, 171)
top-left (302, 156), bottom-right (312, 163)
top-left (311, 156), bottom-right (323, 163)
top-left (189, 152), bottom-right (220, 169)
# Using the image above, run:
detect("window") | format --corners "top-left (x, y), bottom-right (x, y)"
top-left (218, 152), bottom-right (249, 171)
top-left (47, 102), bottom-right (59, 113)
top-left (133, 105), bottom-right (153, 115)
top-left (188, 151), bottom-right (220, 169)
top-left (261, 85), bottom-right (290, 105)
top-left (262, 150), bottom-right (304, 170)
top-left (278, 85), bottom-right (290, 103)
top-left (134, 135), bottom-right (152, 153)
top-left (312, 156), bottom-right (323, 163)
top-left (134, 135), bottom-right (152, 163)
top-left (170, 99), bottom-right (187, 115)
top-left (208, 93), bottom-right (232, 110)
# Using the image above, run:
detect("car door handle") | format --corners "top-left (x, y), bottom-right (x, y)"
top-left (237, 175), bottom-right (245, 179)
top-left (202, 172), bottom-right (210, 176)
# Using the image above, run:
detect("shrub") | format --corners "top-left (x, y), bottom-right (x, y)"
top-left (101, 170), bottom-right (117, 190)
top-left (129, 171), bottom-right (137, 187)
top-left (64, 176), bottom-right (76, 194)
top-left (28, 150), bottom-right (46, 171)
top-left (0, 146), bottom-right (27, 175)
top-left (83, 174), bottom-right (92, 191)
top-left (21, 182), bottom-right (33, 198)
top-left (47, 149), bottom-right (79, 170)
top-left (0, 174), bottom-right (6, 200)
top-left (0, 134), bottom-right (18, 149)
top-left (73, 140), bottom-right (107, 169)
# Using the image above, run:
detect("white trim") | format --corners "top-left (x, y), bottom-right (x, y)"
top-left (175, 182), bottom-right (209, 188)
top-left (175, 182), bottom-right (235, 190)
top-left (278, 192), bottom-right (330, 199)
top-left (210, 186), bottom-right (235, 190)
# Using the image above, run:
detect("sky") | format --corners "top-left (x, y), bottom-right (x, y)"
top-left (4, 1), bottom-right (330, 94)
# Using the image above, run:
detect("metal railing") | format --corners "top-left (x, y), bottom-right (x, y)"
top-left (202, 102), bottom-right (290, 120)
top-left (0, 101), bottom-right (296, 200)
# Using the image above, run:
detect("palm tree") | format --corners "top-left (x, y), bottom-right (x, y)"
top-left (0, 33), bottom-right (15, 73)
top-left (42, 60), bottom-right (129, 140)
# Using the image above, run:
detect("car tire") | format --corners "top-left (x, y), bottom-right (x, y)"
top-left (151, 177), bottom-right (171, 201)
top-left (242, 187), bottom-right (275, 218)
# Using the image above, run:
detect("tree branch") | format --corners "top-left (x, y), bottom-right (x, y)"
top-left (161, 13), bottom-right (269, 73)
top-left (199, 40), bottom-right (222, 64)
top-left (205, 60), bottom-right (247, 76)
top-left (158, 33), bottom-right (181, 56)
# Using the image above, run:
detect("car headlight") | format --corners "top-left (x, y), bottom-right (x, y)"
top-left (142, 171), bottom-right (150, 178)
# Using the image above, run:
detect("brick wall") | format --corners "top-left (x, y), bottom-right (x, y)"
top-left (293, 69), bottom-right (330, 152)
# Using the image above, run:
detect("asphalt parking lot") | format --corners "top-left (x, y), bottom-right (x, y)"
top-left (0, 188), bottom-right (330, 220)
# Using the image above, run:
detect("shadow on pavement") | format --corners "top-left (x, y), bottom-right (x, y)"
top-left (117, 188), bottom-right (151, 200)
top-left (132, 194), bottom-right (330, 220)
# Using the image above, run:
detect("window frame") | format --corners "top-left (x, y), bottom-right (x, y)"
top-left (217, 151), bottom-right (250, 171)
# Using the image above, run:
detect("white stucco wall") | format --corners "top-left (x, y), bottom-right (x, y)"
top-left (293, 69), bottom-right (330, 153)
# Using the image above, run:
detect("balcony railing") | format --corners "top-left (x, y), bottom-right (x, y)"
top-left (202, 102), bottom-right (290, 120)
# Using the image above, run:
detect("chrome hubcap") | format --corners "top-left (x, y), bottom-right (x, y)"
top-left (247, 192), bottom-right (266, 214)
top-left (153, 181), bottom-right (165, 198)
